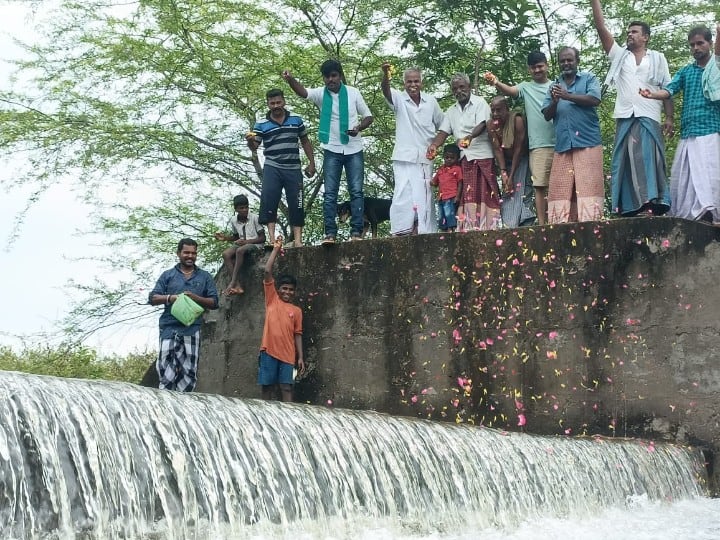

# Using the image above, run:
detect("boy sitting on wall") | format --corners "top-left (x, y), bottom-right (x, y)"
top-left (258, 236), bottom-right (305, 401)
top-left (214, 194), bottom-right (266, 296)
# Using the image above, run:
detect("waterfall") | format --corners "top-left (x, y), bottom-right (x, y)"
top-left (0, 371), bottom-right (706, 539)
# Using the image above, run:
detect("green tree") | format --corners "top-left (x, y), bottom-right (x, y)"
top-left (1, 0), bottom-right (717, 343)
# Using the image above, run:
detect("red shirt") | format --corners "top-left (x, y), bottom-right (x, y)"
top-left (261, 279), bottom-right (303, 365)
top-left (431, 164), bottom-right (463, 200)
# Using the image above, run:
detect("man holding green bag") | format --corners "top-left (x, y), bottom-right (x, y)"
top-left (149, 238), bottom-right (219, 392)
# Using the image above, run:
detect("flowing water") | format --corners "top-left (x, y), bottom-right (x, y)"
top-left (0, 371), bottom-right (713, 539)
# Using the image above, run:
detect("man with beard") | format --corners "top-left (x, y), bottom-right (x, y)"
top-left (148, 238), bottom-right (219, 392)
top-left (486, 51), bottom-right (556, 224)
top-left (382, 64), bottom-right (444, 235)
top-left (591, 0), bottom-right (673, 217)
top-left (641, 25), bottom-right (720, 223)
top-left (541, 47), bottom-right (605, 223)
top-left (247, 89), bottom-right (316, 248)
top-left (428, 73), bottom-right (499, 230)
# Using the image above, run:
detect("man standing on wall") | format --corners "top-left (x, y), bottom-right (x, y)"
top-left (541, 47), bottom-right (605, 223)
top-left (283, 60), bottom-right (374, 244)
top-left (148, 238), bottom-right (219, 392)
top-left (428, 73), bottom-right (499, 230)
top-left (247, 89), bottom-right (316, 247)
top-left (641, 25), bottom-right (720, 223)
top-left (381, 64), bottom-right (444, 235)
top-left (591, 0), bottom-right (673, 217)
top-left (486, 51), bottom-right (556, 225)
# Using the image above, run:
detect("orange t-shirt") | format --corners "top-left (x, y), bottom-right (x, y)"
top-left (261, 279), bottom-right (303, 365)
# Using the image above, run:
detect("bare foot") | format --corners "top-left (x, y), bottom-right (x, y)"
top-left (224, 284), bottom-right (244, 296)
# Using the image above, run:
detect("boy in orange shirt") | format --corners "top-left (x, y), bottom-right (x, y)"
top-left (259, 236), bottom-right (305, 401)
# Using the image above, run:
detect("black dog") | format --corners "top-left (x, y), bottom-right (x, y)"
top-left (337, 197), bottom-right (391, 238)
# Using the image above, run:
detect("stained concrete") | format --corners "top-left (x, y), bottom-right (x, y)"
top-left (196, 218), bottom-right (720, 491)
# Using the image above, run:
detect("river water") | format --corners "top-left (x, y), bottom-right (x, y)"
top-left (0, 372), bottom-right (715, 539)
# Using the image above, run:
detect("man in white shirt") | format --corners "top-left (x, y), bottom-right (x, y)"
top-left (591, 0), bottom-right (673, 216)
top-left (428, 73), bottom-right (500, 230)
top-left (283, 60), bottom-right (373, 244)
top-left (381, 64), bottom-right (444, 235)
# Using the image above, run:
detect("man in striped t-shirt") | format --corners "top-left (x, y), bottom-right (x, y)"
top-left (247, 89), bottom-right (317, 247)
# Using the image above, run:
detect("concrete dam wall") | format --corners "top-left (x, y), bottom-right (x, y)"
top-left (197, 217), bottom-right (720, 487)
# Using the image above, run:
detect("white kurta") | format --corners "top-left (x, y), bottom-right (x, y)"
top-left (387, 89), bottom-right (444, 235)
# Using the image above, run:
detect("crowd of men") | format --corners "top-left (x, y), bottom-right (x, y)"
top-left (147, 1), bottom-right (720, 396)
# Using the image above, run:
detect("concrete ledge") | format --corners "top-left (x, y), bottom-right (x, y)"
top-left (198, 218), bottom-right (720, 490)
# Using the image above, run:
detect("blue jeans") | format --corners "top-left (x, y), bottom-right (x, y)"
top-left (323, 149), bottom-right (364, 237)
top-left (437, 199), bottom-right (458, 230)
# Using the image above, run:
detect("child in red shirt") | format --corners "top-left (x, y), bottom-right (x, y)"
top-left (431, 144), bottom-right (463, 231)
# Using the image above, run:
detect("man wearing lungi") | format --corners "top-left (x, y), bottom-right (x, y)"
top-left (641, 25), bottom-right (720, 223)
top-left (542, 47), bottom-right (605, 223)
top-left (428, 73), bottom-right (500, 231)
top-left (148, 238), bottom-right (219, 392)
top-left (382, 64), bottom-right (445, 235)
top-left (591, 0), bottom-right (673, 217)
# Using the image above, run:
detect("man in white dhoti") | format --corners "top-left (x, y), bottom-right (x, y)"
top-left (381, 64), bottom-right (445, 235)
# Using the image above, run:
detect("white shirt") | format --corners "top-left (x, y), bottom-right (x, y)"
top-left (608, 42), bottom-right (667, 121)
top-left (228, 213), bottom-right (263, 241)
top-left (307, 85), bottom-right (372, 155)
top-left (439, 95), bottom-right (494, 160)
top-left (387, 88), bottom-right (444, 164)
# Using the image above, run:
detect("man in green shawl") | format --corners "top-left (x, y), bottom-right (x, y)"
top-left (283, 60), bottom-right (374, 244)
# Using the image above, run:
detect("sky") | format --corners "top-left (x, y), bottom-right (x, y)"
top-left (0, 2), bottom-right (159, 356)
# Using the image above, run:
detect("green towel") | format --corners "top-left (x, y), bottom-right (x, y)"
top-left (319, 83), bottom-right (349, 145)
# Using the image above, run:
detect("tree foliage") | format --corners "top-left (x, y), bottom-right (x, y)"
top-left (1, 0), bottom-right (717, 342)
top-left (0, 344), bottom-right (153, 383)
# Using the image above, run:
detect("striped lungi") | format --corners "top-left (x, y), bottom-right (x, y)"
top-left (611, 116), bottom-right (670, 216)
top-left (548, 146), bottom-right (604, 223)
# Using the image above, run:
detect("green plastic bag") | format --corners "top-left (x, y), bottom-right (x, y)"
top-left (170, 293), bottom-right (204, 326)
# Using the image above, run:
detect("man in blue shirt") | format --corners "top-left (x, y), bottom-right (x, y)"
top-left (542, 47), bottom-right (605, 223)
top-left (247, 89), bottom-right (316, 247)
top-left (148, 238), bottom-right (219, 392)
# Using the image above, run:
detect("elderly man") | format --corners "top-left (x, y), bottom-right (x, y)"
top-left (283, 60), bottom-right (373, 244)
top-left (591, 0), bottom-right (673, 216)
top-left (541, 47), bottom-right (605, 223)
top-left (381, 64), bottom-right (444, 235)
top-left (428, 73), bottom-right (499, 230)
top-left (148, 238), bottom-right (219, 392)
top-left (641, 25), bottom-right (720, 223)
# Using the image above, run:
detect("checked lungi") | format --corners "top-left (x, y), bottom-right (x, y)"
top-left (156, 331), bottom-right (201, 392)
top-left (460, 157), bottom-right (501, 230)
top-left (548, 146), bottom-right (604, 223)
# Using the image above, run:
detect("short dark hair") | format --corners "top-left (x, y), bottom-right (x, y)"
top-left (233, 194), bottom-right (249, 207)
top-left (266, 88), bottom-right (284, 100)
top-left (277, 274), bottom-right (297, 288)
top-left (558, 46), bottom-right (580, 61)
top-left (443, 144), bottom-right (461, 157)
top-left (628, 21), bottom-right (651, 36)
top-left (177, 238), bottom-right (198, 252)
top-left (688, 26), bottom-right (712, 42)
top-left (320, 59), bottom-right (344, 78)
top-left (527, 51), bottom-right (547, 65)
